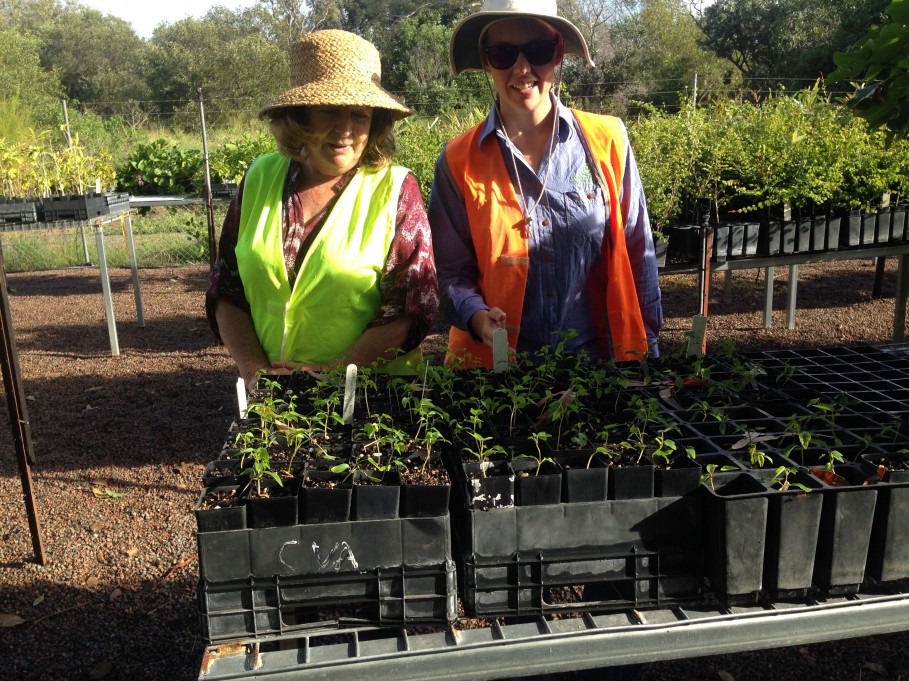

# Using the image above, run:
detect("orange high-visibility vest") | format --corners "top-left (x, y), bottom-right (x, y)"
top-left (444, 109), bottom-right (648, 368)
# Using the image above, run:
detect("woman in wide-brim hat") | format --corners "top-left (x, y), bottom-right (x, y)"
top-left (428, 0), bottom-right (663, 369)
top-left (206, 29), bottom-right (438, 386)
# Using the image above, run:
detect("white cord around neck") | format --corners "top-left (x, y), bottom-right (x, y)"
top-left (495, 96), bottom-right (559, 226)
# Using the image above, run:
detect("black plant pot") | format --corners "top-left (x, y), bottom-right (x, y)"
top-left (555, 450), bottom-right (609, 502)
top-left (400, 461), bottom-right (451, 518)
top-left (839, 208), bottom-right (863, 247)
top-left (861, 211), bottom-right (878, 245)
top-left (862, 452), bottom-right (909, 582)
top-left (201, 458), bottom-right (247, 488)
top-left (794, 215), bottom-right (812, 252)
top-left (194, 484), bottom-right (247, 533)
top-left (246, 477), bottom-right (299, 528)
top-left (654, 453), bottom-right (701, 497)
top-left (876, 206), bottom-right (893, 244)
top-left (609, 461), bottom-right (655, 500)
top-left (512, 458), bottom-right (562, 506)
top-left (761, 469), bottom-right (824, 597)
top-left (299, 466), bottom-right (352, 523)
top-left (463, 460), bottom-right (515, 510)
top-left (352, 469), bottom-right (401, 520)
top-left (891, 204), bottom-right (908, 242)
top-left (654, 238), bottom-right (668, 268)
top-left (823, 214), bottom-right (841, 251)
top-left (712, 223), bottom-right (730, 260)
top-left (811, 465), bottom-right (878, 595)
top-left (702, 472), bottom-right (769, 604)
top-left (780, 219), bottom-right (798, 254)
top-left (757, 219), bottom-right (781, 256)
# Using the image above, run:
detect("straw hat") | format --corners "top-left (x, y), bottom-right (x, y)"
top-left (259, 30), bottom-right (412, 120)
top-left (449, 0), bottom-right (594, 76)
top-left (448, 0), bottom-right (593, 75)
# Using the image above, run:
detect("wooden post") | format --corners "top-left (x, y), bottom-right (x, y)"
top-left (0, 242), bottom-right (46, 565)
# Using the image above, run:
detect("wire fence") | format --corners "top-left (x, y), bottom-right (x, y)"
top-left (0, 206), bottom-right (220, 273)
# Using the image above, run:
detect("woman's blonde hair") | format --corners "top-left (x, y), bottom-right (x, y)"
top-left (266, 107), bottom-right (396, 170)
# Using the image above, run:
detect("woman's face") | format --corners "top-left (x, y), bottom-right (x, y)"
top-left (482, 19), bottom-right (563, 120)
top-left (302, 105), bottom-right (373, 179)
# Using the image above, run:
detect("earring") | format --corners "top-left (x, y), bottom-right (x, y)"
top-left (298, 144), bottom-right (309, 160)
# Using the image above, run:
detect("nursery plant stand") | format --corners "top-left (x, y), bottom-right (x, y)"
top-left (708, 244), bottom-right (909, 340)
top-left (197, 583), bottom-right (909, 680)
top-left (0, 209), bottom-right (144, 355)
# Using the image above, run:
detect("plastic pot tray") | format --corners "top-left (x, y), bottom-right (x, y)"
top-left (196, 514), bottom-right (455, 641)
top-left (455, 495), bottom-right (703, 617)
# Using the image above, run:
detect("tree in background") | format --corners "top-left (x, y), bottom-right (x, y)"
top-left (562, 0), bottom-right (736, 115)
top-left (829, 0), bottom-right (909, 133)
top-left (39, 8), bottom-right (151, 116)
top-left (0, 29), bottom-right (62, 139)
top-left (143, 13), bottom-right (288, 129)
top-left (694, 0), bottom-right (888, 93)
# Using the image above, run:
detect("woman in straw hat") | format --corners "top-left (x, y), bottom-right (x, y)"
top-left (206, 30), bottom-right (438, 386)
top-left (428, 0), bottom-right (662, 368)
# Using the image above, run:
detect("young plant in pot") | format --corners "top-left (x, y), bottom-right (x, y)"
top-left (649, 428), bottom-right (699, 497)
top-left (556, 423), bottom-right (619, 503)
top-left (398, 396), bottom-right (451, 518)
top-left (511, 431), bottom-right (562, 506)
top-left (455, 408), bottom-right (513, 510)
top-left (349, 419), bottom-right (405, 521)
top-left (241, 444), bottom-right (298, 528)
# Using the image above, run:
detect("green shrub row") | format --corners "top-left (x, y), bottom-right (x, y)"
top-left (4, 91), bottom-right (908, 223)
top-left (630, 88), bottom-right (909, 229)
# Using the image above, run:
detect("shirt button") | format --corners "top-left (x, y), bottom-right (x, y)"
top-left (544, 255), bottom-right (553, 263)
top-left (546, 290), bottom-right (554, 298)
top-left (587, 192), bottom-right (595, 199)
top-left (541, 218), bottom-right (549, 226)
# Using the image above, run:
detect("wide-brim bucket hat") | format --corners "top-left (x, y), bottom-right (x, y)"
top-left (259, 30), bottom-right (412, 120)
top-left (449, 0), bottom-right (594, 76)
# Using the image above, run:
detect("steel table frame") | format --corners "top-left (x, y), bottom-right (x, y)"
top-left (198, 584), bottom-right (909, 680)
top-left (0, 210), bottom-right (144, 355)
top-left (663, 244), bottom-right (909, 342)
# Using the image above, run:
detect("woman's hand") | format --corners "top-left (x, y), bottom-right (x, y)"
top-left (469, 307), bottom-right (508, 351)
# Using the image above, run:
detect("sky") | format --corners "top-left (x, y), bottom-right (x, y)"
top-left (77, 0), bottom-right (260, 39)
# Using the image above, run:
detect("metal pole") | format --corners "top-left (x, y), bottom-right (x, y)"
top-left (62, 99), bottom-right (73, 148)
top-left (94, 223), bottom-right (120, 356)
top-left (0, 241), bottom-right (46, 565)
top-left (62, 100), bottom-right (92, 264)
top-left (692, 72), bottom-right (698, 103)
top-left (198, 88), bottom-right (217, 270)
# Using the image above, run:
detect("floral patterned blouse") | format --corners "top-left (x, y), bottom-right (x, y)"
top-left (206, 159), bottom-right (438, 353)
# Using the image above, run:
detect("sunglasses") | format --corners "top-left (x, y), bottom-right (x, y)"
top-left (484, 38), bottom-right (560, 70)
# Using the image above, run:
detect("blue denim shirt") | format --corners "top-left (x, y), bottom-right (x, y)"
top-left (428, 99), bottom-right (663, 359)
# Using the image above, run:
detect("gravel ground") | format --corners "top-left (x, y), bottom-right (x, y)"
top-left (0, 258), bottom-right (908, 681)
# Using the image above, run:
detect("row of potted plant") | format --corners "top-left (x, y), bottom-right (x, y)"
top-left (629, 89), bottom-right (909, 235)
top-left (195, 341), bottom-right (909, 625)
top-left (663, 199), bottom-right (909, 264)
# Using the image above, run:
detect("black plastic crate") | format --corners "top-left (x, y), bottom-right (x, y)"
top-left (0, 197), bottom-right (39, 224)
top-left (102, 191), bottom-right (130, 211)
top-left (453, 496), bottom-right (703, 618)
top-left (198, 562), bottom-right (456, 642)
top-left (196, 514), bottom-right (456, 641)
top-left (211, 181), bottom-right (239, 199)
top-left (462, 546), bottom-right (700, 617)
top-left (42, 192), bottom-right (112, 221)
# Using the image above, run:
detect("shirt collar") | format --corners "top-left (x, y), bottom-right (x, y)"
top-left (478, 96), bottom-right (574, 147)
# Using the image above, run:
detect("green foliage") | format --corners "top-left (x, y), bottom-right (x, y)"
top-left (116, 139), bottom-right (203, 195)
top-left (0, 29), bottom-right (62, 135)
top-left (628, 87), bottom-right (909, 223)
top-left (698, 0), bottom-right (889, 90)
top-left (829, 0), bottom-right (909, 132)
top-left (209, 129), bottom-right (275, 183)
top-left (394, 111), bottom-right (484, 202)
top-left (0, 131), bottom-right (115, 196)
